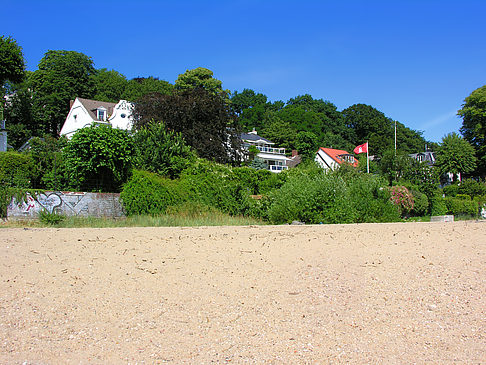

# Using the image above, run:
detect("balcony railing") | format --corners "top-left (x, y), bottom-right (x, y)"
top-left (269, 165), bottom-right (288, 172)
top-left (255, 145), bottom-right (286, 155)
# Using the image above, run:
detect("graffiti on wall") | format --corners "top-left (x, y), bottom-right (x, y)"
top-left (8, 191), bottom-right (124, 219)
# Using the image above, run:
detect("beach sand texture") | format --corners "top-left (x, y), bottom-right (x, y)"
top-left (1, 222), bottom-right (485, 363)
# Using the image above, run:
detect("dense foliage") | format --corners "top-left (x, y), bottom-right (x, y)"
top-left (63, 125), bottom-right (134, 192)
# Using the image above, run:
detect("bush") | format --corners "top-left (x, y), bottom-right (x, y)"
top-left (267, 169), bottom-right (399, 224)
top-left (445, 197), bottom-right (478, 217)
top-left (39, 210), bottom-right (65, 225)
top-left (0, 151), bottom-right (34, 188)
top-left (443, 184), bottom-right (459, 197)
top-left (456, 194), bottom-right (471, 200)
top-left (63, 125), bottom-right (134, 192)
top-left (388, 186), bottom-right (414, 216)
top-left (457, 179), bottom-right (486, 198)
top-left (430, 195), bottom-right (448, 216)
top-left (120, 170), bottom-right (184, 216)
top-left (411, 190), bottom-right (429, 216)
top-left (133, 121), bottom-right (195, 179)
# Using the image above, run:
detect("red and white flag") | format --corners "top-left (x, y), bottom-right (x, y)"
top-left (353, 142), bottom-right (368, 154)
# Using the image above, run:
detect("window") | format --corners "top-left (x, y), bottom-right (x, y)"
top-left (121, 113), bottom-right (126, 118)
top-left (96, 107), bottom-right (107, 121)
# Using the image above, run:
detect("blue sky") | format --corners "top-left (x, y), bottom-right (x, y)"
top-left (2, 0), bottom-right (485, 142)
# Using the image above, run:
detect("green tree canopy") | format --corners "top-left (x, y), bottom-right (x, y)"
top-left (63, 125), bottom-right (134, 192)
top-left (0, 35), bottom-right (25, 87)
top-left (122, 76), bottom-right (173, 101)
top-left (175, 67), bottom-right (227, 95)
top-left (459, 85), bottom-right (486, 176)
top-left (92, 68), bottom-right (128, 102)
top-left (30, 50), bottom-right (97, 135)
top-left (132, 88), bottom-right (241, 164)
top-left (435, 132), bottom-right (477, 181)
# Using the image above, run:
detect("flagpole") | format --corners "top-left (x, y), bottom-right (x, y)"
top-left (367, 141), bottom-right (369, 174)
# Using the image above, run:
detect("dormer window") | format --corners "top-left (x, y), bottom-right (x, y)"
top-left (96, 107), bottom-right (107, 121)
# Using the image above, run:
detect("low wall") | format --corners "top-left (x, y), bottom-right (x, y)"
top-left (7, 191), bottom-right (125, 219)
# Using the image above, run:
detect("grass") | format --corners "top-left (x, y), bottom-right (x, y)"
top-left (1, 204), bottom-right (266, 229)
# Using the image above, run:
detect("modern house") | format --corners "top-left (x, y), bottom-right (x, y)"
top-left (241, 129), bottom-right (292, 173)
top-left (315, 147), bottom-right (358, 171)
top-left (60, 97), bottom-right (133, 138)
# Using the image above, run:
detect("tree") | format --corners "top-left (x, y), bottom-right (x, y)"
top-left (122, 76), bottom-right (173, 101)
top-left (132, 88), bottom-right (242, 164)
top-left (30, 50), bottom-right (97, 135)
top-left (459, 85), bottom-right (486, 176)
top-left (0, 35), bottom-right (25, 87)
top-left (93, 68), bottom-right (128, 102)
top-left (435, 132), bottom-right (477, 182)
top-left (63, 125), bottom-right (134, 192)
top-left (133, 121), bottom-right (195, 179)
top-left (231, 89), bottom-right (269, 131)
top-left (295, 131), bottom-right (319, 159)
top-left (174, 67), bottom-right (227, 95)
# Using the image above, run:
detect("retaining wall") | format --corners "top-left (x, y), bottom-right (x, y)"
top-left (7, 191), bottom-right (125, 219)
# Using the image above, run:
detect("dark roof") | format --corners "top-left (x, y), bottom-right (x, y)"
top-left (77, 98), bottom-right (117, 121)
top-left (240, 132), bottom-right (273, 144)
top-left (409, 151), bottom-right (436, 165)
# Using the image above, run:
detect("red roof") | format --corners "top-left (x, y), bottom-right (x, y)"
top-left (318, 147), bottom-right (359, 167)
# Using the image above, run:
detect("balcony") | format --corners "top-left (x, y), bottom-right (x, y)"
top-left (255, 145), bottom-right (286, 155)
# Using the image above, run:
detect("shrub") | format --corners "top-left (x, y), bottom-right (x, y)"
top-left (457, 179), bottom-right (486, 198)
top-left (267, 170), bottom-right (399, 224)
top-left (132, 121), bottom-right (195, 179)
top-left (120, 170), bottom-right (184, 216)
top-left (411, 190), bottom-right (429, 216)
top-left (63, 125), bottom-right (134, 192)
top-left (443, 184), bottom-right (459, 197)
top-left (388, 186), bottom-right (414, 216)
top-left (445, 197), bottom-right (478, 217)
top-left (456, 194), bottom-right (471, 200)
top-left (430, 195), bottom-right (448, 216)
top-left (39, 210), bottom-right (65, 225)
top-left (0, 151), bottom-right (34, 188)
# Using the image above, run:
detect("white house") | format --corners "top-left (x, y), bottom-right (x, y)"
top-left (60, 97), bottom-right (134, 138)
top-left (315, 147), bottom-right (358, 171)
top-left (241, 129), bottom-right (292, 173)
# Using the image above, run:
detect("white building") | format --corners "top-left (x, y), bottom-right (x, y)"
top-left (315, 147), bottom-right (358, 171)
top-left (241, 129), bottom-right (292, 173)
top-left (60, 97), bottom-right (133, 138)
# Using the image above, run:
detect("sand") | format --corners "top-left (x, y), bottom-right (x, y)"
top-left (0, 221), bottom-right (485, 364)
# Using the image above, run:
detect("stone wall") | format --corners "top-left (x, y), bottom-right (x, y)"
top-left (7, 191), bottom-right (125, 219)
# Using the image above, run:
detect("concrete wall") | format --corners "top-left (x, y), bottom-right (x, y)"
top-left (7, 191), bottom-right (125, 219)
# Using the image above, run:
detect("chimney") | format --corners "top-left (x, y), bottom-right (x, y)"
top-left (70, 99), bottom-right (75, 109)
top-left (292, 150), bottom-right (298, 157)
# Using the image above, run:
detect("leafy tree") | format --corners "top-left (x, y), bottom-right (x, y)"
top-left (378, 149), bottom-right (414, 185)
top-left (122, 76), bottom-right (173, 101)
top-left (29, 135), bottom-right (67, 189)
top-left (3, 80), bottom-right (39, 148)
top-left (63, 125), bottom-right (134, 192)
top-left (132, 88), bottom-right (242, 164)
top-left (295, 131), bottom-right (318, 159)
top-left (435, 132), bottom-right (477, 182)
top-left (231, 89), bottom-right (268, 114)
top-left (459, 85), bottom-right (486, 176)
top-left (174, 67), bottom-right (227, 95)
top-left (0, 35), bottom-right (25, 87)
top-left (92, 68), bottom-right (128, 102)
top-left (30, 50), bottom-right (97, 136)
top-left (231, 89), bottom-right (269, 131)
top-left (261, 112), bottom-right (298, 150)
top-left (133, 121), bottom-right (195, 179)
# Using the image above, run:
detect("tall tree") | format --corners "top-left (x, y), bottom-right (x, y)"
top-left (174, 67), bottom-right (227, 95)
top-left (459, 85), bottom-right (486, 176)
top-left (30, 50), bottom-right (97, 135)
top-left (122, 76), bottom-right (173, 101)
top-left (132, 88), bottom-right (241, 164)
top-left (435, 132), bottom-right (477, 182)
top-left (92, 68), bottom-right (128, 102)
top-left (0, 35), bottom-right (25, 87)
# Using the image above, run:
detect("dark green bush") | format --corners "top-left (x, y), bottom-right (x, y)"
top-left (442, 184), bottom-right (459, 197)
top-left (456, 194), bottom-right (471, 200)
top-left (430, 195), bottom-right (448, 216)
top-left (411, 190), bottom-right (429, 216)
top-left (445, 197), bottom-right (478, 217)
top-left (457, 179), bottom-right (486, 198)
top-left (267, 169), bottom-right (399, 224)
top-left (120, 170), bottom-right (184, 216)
top-left (0, 151), bottom-right (34, 188)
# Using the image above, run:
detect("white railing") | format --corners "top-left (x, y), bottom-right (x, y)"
top-left (256, 145), bottom-right (286, 155)
top-left (269, 165), bottom-right (288, 172)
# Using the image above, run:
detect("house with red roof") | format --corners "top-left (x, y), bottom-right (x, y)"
top-left (315, 147), bottom-right (358, 170)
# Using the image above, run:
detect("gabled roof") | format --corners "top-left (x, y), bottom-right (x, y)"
top-left (77, 98), bottom-right (117, 121)
top-left (318, 147), bottom-right (359, 167)
top-left (241, 132), bottom-right (274, 145)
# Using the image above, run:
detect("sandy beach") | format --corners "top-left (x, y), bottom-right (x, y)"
top-left (1, 221), bottom-right (485, 363)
